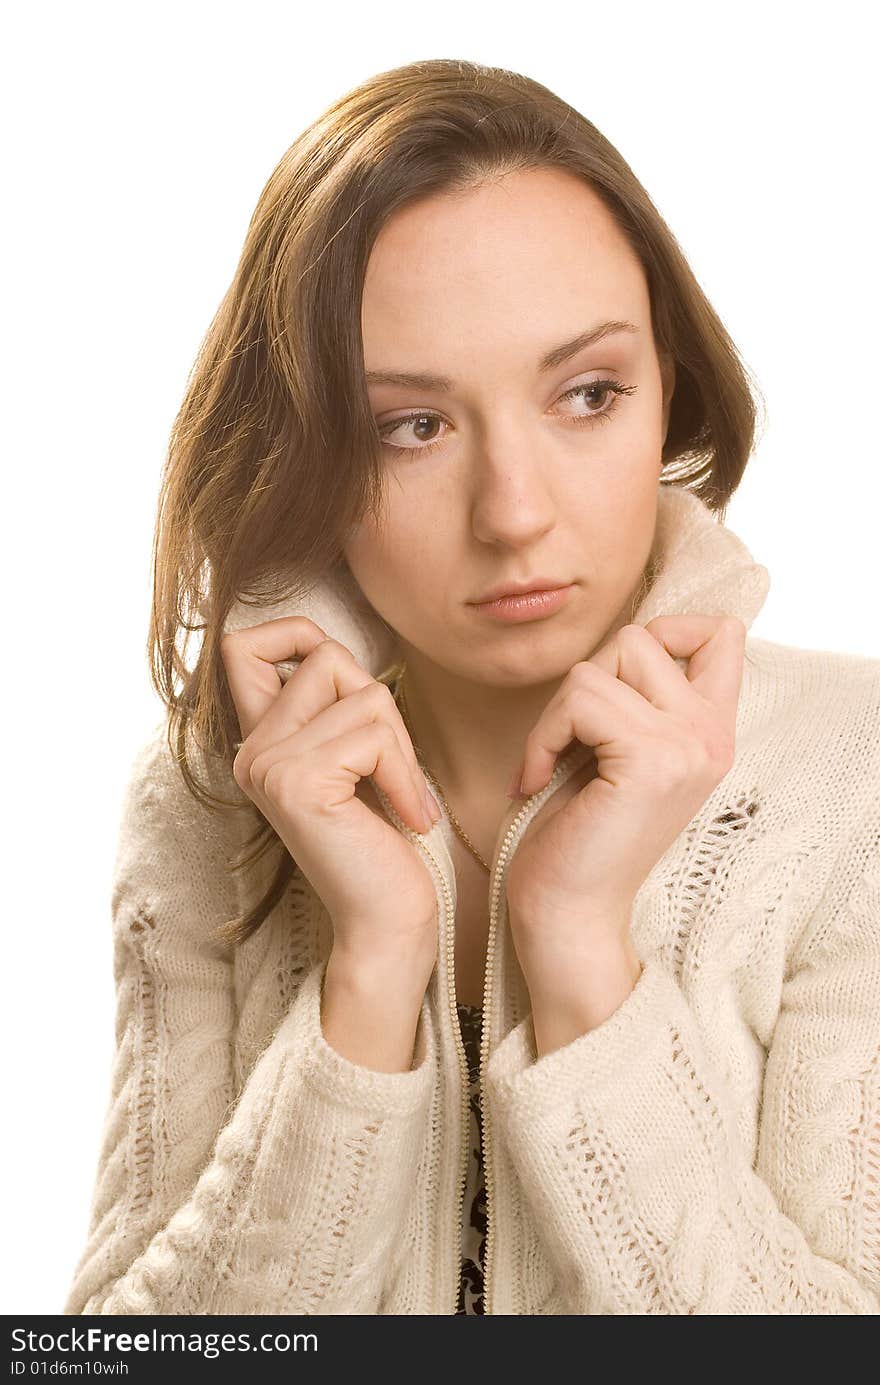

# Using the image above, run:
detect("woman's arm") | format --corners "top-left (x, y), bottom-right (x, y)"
top-left (485, 781), bottom-right (880, 1314)
top-left (63, 729), bottom-right (435, 1316)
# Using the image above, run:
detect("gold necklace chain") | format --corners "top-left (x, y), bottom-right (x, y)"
top-left (394, 665), bottom-right (490, 873)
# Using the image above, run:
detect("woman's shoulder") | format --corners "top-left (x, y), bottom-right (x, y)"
top-left (744, 632), bottom-right (880, 694)
top-left (119, 717), bottom-right (249, 840)
top-left (737, 634), bottom-right (880, 823)
top-left (742, 635), bottom-right (880, 742)
top-left (110, 718), bottom-right (251, 954)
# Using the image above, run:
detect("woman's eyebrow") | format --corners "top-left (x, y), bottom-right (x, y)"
top-left (364, 319), bottom-right (640, 392)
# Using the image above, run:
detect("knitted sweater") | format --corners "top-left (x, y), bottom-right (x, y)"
top-left (64, 485), bottom-right (880, 1315)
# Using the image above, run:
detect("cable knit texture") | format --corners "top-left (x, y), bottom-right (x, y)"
top-left (64, 484), bottom-right (880, 1315)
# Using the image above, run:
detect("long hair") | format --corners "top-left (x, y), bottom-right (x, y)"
top-left (148, 58), bottom-right (766, 947)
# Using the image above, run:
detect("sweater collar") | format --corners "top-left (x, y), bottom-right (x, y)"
top-left (221, 483), bottom-right (770, 678)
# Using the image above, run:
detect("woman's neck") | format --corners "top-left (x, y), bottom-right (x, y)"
top-left (398, 662), bottom-right (557, 808)
top-left (395, 588), bottom-right (637, 808)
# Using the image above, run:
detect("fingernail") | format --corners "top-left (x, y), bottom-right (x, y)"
top-left (424, 786), bottom-right (442, 822)
top-left (507, 763), bottom-right (526, 798)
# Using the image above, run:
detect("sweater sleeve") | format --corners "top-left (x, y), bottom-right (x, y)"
top-left (63, 727), bottom-right (435, 1316)
top-left (485, 792), bottom-right (880, 1315)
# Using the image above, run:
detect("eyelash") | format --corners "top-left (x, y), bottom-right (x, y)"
top-left (375, 378), bottom-right (639, 457)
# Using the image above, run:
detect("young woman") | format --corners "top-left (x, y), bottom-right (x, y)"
top-left (64, 58), bottom-right (879, 1316)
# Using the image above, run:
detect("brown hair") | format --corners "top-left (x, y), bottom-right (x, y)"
top-left (148, 57), bottom-right (766, 948)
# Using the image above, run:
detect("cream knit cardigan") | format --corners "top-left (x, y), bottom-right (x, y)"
top-left (64, 485), bottom-right (880, 1315)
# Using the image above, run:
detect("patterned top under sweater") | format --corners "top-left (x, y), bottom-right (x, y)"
top-left (456, 1001), bottom-right (487, 1315)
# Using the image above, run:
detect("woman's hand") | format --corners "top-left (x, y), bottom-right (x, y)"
top-left (221, 617), bottom-right (442, 983)
top-left (505, 615), bottom-right (746, 970)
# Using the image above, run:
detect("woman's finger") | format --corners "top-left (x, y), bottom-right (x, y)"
top-left (244, 639), bottom-right (428, 797)
top-left (224, 624), bottom-right (433, 820)
top-left (220, 616), bottom-right (330, 739)
top-left (640, 614), bottom-right (746, 721)
top-left (251, 717), bottom-right (435, 838)
top-left (245, 679), bottom-right (436, 831)
top-left (588, 622), bottom-right (696, 716)
top-left (518, 661), bottom-right (653, 796)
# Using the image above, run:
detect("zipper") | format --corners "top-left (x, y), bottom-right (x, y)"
top-left (426, 828), bottom-right (470, 1315)
top-left (479, 804), bottom-right (527, 1316)
top-left (366, 769), bottom-right (470, 1313)
top-left (370, 704), bottom-right (592, 1316)
top-left (479, 740), bottom-right (596, 1316)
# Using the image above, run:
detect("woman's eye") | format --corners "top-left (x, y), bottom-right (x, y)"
top-left (377, 411), bottom-right (448, 456)
top-left (375, 377), bottom-right (638, 457)
top-left (557, 378), bottom-right (638, 426)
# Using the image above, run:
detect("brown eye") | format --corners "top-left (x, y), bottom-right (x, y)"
top-left (557, 378), bottom-right (638, 427)
top-left (377, 410), bottom-right (450, 457)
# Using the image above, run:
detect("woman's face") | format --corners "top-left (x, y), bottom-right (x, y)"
top-left (344, 166), bottom-right (675, 688)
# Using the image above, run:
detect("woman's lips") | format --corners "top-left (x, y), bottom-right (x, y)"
top-left (469, 584), bottom-right (575, 622)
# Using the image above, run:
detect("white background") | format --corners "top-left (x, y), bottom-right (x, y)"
top-left (3, 0), bottom-right (877, 1315)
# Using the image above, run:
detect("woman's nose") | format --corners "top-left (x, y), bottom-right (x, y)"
top-left (468, 422), bottom-right (557, 545)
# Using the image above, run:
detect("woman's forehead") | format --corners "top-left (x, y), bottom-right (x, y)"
top-left (362, 177), bottom-right (650, 380)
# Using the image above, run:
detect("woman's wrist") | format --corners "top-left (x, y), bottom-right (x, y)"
top-left (327, 935), bottom-right (435, 999)
top-left (320, 944), bottom-right (433, 1073)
